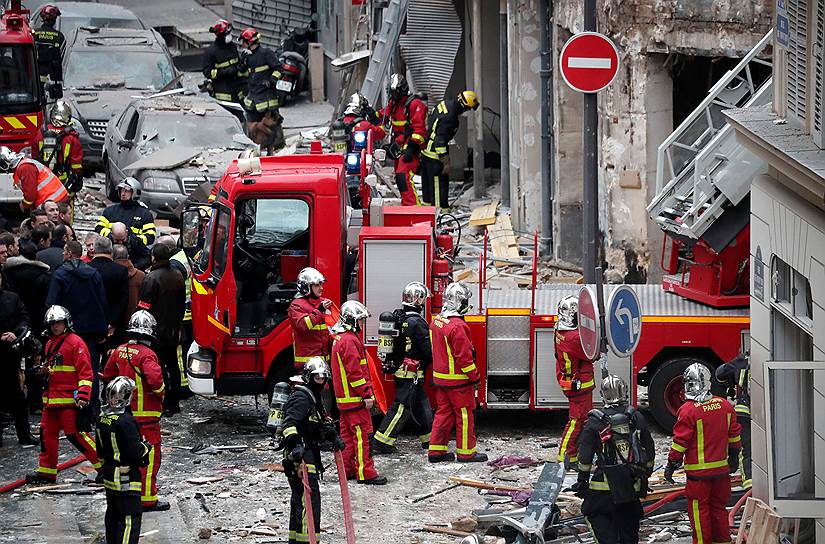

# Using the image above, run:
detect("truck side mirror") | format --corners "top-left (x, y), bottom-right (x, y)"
top-left (180, 207), bottom-right (203, 252)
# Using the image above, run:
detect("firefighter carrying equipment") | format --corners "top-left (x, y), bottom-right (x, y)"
top-left (12, 158), bottom-right (69, 209)
top-left (378, 82), bottom-right (427, 207)
top-left (95, 198), bottom-right (156, 246)
top-left (203, 22), bottom-right (248, 103)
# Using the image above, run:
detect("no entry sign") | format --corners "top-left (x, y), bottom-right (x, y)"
top-left (577, 286), bottom-right (601, 361)
top-left (560, 32), bottom-right (620, 93)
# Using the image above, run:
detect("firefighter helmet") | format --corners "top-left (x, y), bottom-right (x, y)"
top-left (127, 310), bottom-right (157, 340)
top-left (601, 375), bottom-right (629, 407)
top-left (344, 92), bottom-right (369, 117)
top-left (337, 300), bottom-right (370, 331)
top-left (296, 267), bottom-right (326, 297)
top-left (210, 19), bottom-right (232, 36)
top-left (683, 362), bottom-right (712, 402)
top-left (458, 90), bottom-right (480, 111)
top-left (556, 295), bottom-right (578, 331)
top-left (44, 305), bottom-right (72, 330)
top-left (49, 100), bottom-right (73, 128)
top-left (441, 282), bottom-right (472, 317)
top-left (40, 4), bottom-right (61, 22)
top-left (105, 376), bottom-right (135, 413)
top-left (116, 177), bottom-right (142, 200)
top-left (402, 281), bottom-right (430, 309)
top-left (240, 27), bottom-right (260, 47)
top-left (387, 73), bottom-right (409, 101)
top-left (302, 356), bottom-right (331, 384)
top-left (0, 146), bottom-right (24, 172)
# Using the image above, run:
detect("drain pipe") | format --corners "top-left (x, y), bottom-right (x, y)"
top-left (499, 0), bottom-right (510, 209)
top-left (538, 0), bottom-right (555, 256)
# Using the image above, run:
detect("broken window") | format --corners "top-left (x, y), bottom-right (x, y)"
top-left (64, 51), bottom-right (174, 90)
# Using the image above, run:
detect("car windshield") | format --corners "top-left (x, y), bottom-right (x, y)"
top-left (0, 44), bottom-right (39, 105)
top-left (61, 17), bottom-right (143, 38)
top-left (240, 199), bottom-right (310, 247)
top-left (64, 50), bottom-right (174, 90)
top-left (139, 113), bottom-right (245, 148)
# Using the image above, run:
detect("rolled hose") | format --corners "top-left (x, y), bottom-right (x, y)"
top-left (0, 454), bottom-right (86, 494)
top-left (643, 490), bottom-right (684, 515)
top-left (728, 488), bottom-right (752, 533)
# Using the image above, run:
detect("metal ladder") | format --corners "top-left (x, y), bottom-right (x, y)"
top-left (647, 29), bottom-right (774, 242)
top-left (359, 0), bottom-right (409, 107)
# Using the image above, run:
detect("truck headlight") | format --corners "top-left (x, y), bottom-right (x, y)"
top-left (142, 176), bottom-right (180, 193)
top-left (188, 349), bottom-right (215, 377)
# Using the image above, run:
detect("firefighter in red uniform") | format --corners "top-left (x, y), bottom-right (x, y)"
top-left (33, 101), bottom-right (84, 193)
top-left (102, 310), bottom-right (169, 512)
top-left (341, 92), bottom-right (386, 148)
top-left (555, 295), bottom-right (596, 469)
top-left (377, 73), bottom-right (427, 206)
top-left (330, 300), bottom-right (387, 484)
top-left (288, 267), bottom-right (331, 370)
top-left (665, 363), bottom-right (742, 544)
top-left (428, 282), bottom-right (488, 463)
top-left (0, 146), bottom-right (68, 212)
top-left (26, 305), bottom-right (101, 483)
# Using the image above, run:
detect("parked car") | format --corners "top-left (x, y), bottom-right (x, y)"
top-left (62, 26), bottom-right (178, 170)
top-left (103, 92), bottom-right (256, 217)
top-left (31, 2), bottom-right (143, 38)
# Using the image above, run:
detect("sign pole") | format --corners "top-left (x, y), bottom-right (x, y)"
top-left (583, 0), bottom-right (599, 283)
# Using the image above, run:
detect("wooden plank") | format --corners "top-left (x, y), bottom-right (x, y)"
top-left (308, 43), bottom-right (325, 103)
top-left (487, 221), bottom-right (512, 266)
top-left (447, 476), bottom-right (530, 493)
top-left (735, 497), bottom-right (756, 544)
top-left (469, 198), bottom-right (499, 226)
top-left (496, 214), bottom-right (519, 251)
top-left (421, 525), bottom-right (471, 538)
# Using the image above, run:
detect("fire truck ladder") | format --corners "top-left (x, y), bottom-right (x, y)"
top-left (359, 0), bottom-right (409, 107)
top-left (647, 29), bottom-right (774, 242)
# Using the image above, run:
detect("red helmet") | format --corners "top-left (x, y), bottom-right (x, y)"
top-left (240, 27), bottom-right (260, 47)
top-left (41, 4), bottom-right (61, 22)
top-left (210, 19), bottom-right (232, 36)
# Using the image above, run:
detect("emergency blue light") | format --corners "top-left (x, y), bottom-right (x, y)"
top-left (352, 130), bottom-right (367, 151)
top-left (345, 152), bottom-right (361, 174)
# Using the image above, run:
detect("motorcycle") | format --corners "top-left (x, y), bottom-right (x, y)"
top-left (275, 21), bottom-right (315, 103)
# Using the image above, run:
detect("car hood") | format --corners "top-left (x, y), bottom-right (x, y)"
top-left (130, 146), bottom-right (252, 182)
top-left (64, 88), bottom-right (153, 123)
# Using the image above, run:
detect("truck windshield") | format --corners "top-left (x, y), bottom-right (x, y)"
top-left (240, 199), bottom-right (310, 247)
top-left (64, 50), bottom-right (175, 90)
top-left (0, 44), bottom-right (39, 106)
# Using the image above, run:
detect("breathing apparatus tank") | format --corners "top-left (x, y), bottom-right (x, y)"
top-left (377, 310), bottom-right (403, 373)
top-left (266, 382), bottom-right (292, 440)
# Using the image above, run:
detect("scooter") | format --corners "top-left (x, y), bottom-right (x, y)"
top-left (275, 20), bottom-right (315, 103)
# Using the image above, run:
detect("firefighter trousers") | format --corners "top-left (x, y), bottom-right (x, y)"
top-left (339, 407), bottom-right (378, 481)
top-left (582, 491), bottom-right (643, 544)
top-left (37, 407), bottom-right (100, 480)
top-left (420, 154), bottom-right (449, 209)
top-left (428, 385), bottom-right (477, 460)
top-left (138, 421), bottom-right (162, 506)
top-left (374, 378), bottom-right (433, 447)
top-left (284, 454), bottom-right (321, 544)
top-left (558, 391), bottom-right (593, 464)
top-left (394, 156), bottom-right (421, 206)
top-left (739, 416), bottom-right (752, 490)
top-left (104, 492), bottom-right (142, 544)
top-left (686, 476), bottom-right (732, 544)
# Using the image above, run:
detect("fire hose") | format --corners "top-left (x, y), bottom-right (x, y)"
top-left (0, 454), bottom-right (87, 494)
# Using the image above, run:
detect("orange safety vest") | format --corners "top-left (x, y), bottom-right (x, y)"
top-left (15, 158), bottom-right (68, 207)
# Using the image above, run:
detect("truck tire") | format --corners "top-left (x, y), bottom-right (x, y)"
top-left (648, 356), bottom-right (714, 432)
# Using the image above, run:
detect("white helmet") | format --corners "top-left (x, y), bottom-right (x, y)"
top-left (116, 177), bottom-right (142, 200)
top-left (402, 281), bottom-right (430, 309)
top-left (0, 146), bottom-right (24, 172)
top-left (556, 295), bottom-right (578, 331)
top-left (601, 375), bottom-right (628, 407)
top-left (105, 376), bottom-right (135, 414)
top-left (683, 363), bottom-right (712, 402)
top-left (335, 300), bottom-right (370, 332)
top-left (127, 310), bottom-right (157, 340)
top-left (441, 282), bottom-right (472, 317)
top-left (49, 100), bottom-right (74, 128)
top-left (302, 356), bottom-right (331, 384)
top-left (296, 267), bottom-right (326, 297)
top-left (344, 92), bottom-right (369, 117)
top-left (44, 305), bottom-right (72, 330)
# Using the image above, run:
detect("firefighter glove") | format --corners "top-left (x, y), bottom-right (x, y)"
top-left (569, 480), bottom-right (589, 499)
top-left (728, 449), bottom-right (740, 474)
top-left (333, 434), bottom-right (346, 452)
top-left (664, 460), bottom-right (681, 484)
top-left (289, 444), bottom-right (305, 462)
top-left (402, 141), bottom-right (419, 162)
top-left (321, 420), bottom-right (337, 440)
top-left (365, 107), bottom-right (379, 125)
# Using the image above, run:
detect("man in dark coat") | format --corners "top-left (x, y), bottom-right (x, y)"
top-left (38, 224), bottom-right (70, 271)
top-left (88, 236), bottom-right (129, 347)
top-left (138, 244), bottom-right (185, 415)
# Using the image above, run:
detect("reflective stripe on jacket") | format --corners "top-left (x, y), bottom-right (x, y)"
top-left (14, 159), bottom-right (68, 208)
top-left (430, 315), bottom-right (479, 387)
top-left (554, 328), bottom-right (595, 396)
top-left (331, 329), bottom-right (373, 410)
top-left (102, 341), bottom-right (165, 422)
top-left (42, 332), bottom-right (93, 406)
top-left (668, 396), bottom-right (742, 478)
top-left (288, 296), bottom-right (330, 364)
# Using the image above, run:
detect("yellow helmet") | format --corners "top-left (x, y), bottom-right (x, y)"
top-left (458, 90), bottom-right (479, 111)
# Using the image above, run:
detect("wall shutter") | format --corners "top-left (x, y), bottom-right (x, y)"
top-left (786, 0), bottom-right (809, 125)
top-left (812, 0), bottom-right (824, 147)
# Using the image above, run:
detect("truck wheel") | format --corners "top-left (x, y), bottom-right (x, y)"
top-left (648, 357), bottom-right (714, 432)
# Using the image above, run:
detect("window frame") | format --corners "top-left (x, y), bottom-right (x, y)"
top-left (770, 255), bottom-right (813, 330)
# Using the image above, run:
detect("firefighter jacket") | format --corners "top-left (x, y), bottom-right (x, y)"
top-left (33, 125), bottom-right (83, 183)
top-left (378, 95), bottom-right (427, 150)
top-left (242, 46), bottom-right (282, 113)
top-left (331, 329), bottom-right (373, 411)
top-left (555, 328), bottom-right (595, 397)
top-left (138, 261), bottom-right (185, 349)
top-left (13, 159), bottom-right (69, 209)
top-left (202, 38), bottom-right (248, 102)
top-left (95, 200), bottom-right (156, 246)
top-left (430, 315), bottom-right (479, 387)
top-left (715, 355), bottom-right (750, 417)
top-left (281, 384), bottom-right (325, 455)
top-left (288, 295), bottom-right (329, 364)
top-left (577, 405), bottom-right (656, 493)
top-left (668, 396), bottom-right (742, 479)
top-left (342, 113), bottom-right (386, 150)
top-left (422, 98), bottom-right (464, 160)
top-left (394, 310), bottom-right (432, 380)
top-left (42, 332), bottom-right (93, 407)
top-left (96, 409), bottom-right (151, 495)
top-left (34, 23), bottom-right (65, 83)
top-left (102, 341), bottom-right (165, 422)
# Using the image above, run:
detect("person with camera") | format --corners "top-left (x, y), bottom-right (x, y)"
top-left (0, 275), bottom-right (38, 446)
top-left (26, 305), bottom-right (100, 483)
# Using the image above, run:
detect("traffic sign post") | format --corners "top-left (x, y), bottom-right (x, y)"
top-left (577, 286), bottom-right (601, 361)
top-left (559, 32), bottom-right (621, 93)
top-left (606, 285), bottom-right (643, 357)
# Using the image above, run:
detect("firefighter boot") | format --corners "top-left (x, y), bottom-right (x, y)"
top-left (457, 452), bottom-right (489, 463)
top-left (25, 472), bottom-right (55, 484)
top-left (371, 436), bottom-right (397, 455)
top-left (428, 452), bottom-right (456, 463)
top-left (143, 500), bottom-right (171, 512)
top-left (359, 475), bottom-right (388, 485)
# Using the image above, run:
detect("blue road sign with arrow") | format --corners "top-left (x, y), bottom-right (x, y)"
top-left (606, 285), bottom-right (642, 357)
